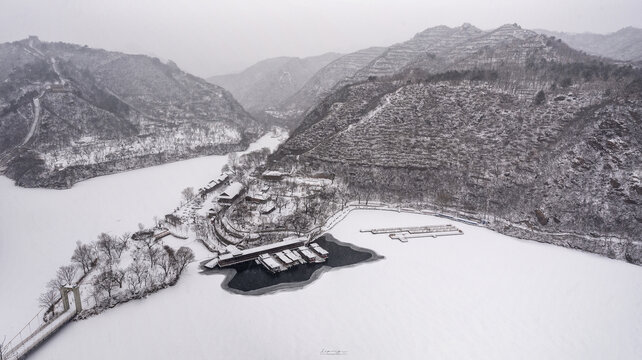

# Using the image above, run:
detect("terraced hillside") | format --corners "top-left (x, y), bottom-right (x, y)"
top-left (268, 23), bottom-right (591, 128)
top-left (0, 37), bottom-right (260, 188)
top-left (272, 26), bottom-right (642, 263)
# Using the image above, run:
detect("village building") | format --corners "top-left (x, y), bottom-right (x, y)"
top-left (217, 237), bottom-right (305, 267)
top-left (164, 213), bottom-right (182, 226)
top-left (245, 192), bottom-right (270, 203)
top-left (199, 172), bottom-right (230, 198)
top-left (259, 202), bottom-right (276, 214)
top-left (262, 170), bottom-right (287, 181)
top-left (217, 182), bottom-right (245, 204)
top-left (310, 243), bottom-right (329, 258)
top-left (297, 245), bottom-right (321, 263)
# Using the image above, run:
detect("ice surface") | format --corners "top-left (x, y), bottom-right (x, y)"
top-left (1, 128), bottom-right (641, 359)
top-left (0, 130), bottom-right (285, 338)
top-left (23, 209), bottom-right (642, 360)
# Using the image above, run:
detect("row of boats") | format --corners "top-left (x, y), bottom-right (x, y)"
top-left (257, 243), bottom-right (329, 273)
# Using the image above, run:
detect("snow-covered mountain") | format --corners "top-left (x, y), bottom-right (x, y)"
top-left (0, 36), bottom-right (261, 188)
top-left (207, 53), bottom-right (341, 117)
top-left (261, 23), bottom-right (593, 128)
top-left (536, 27), bottom-right (642, 62)
top-left (277, 47), bottom-right (387, 122)
top-left (271, 24), bottom-right (642, 263)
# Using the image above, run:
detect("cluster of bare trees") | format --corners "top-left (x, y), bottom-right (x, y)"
top-left (38, 230), bottom-right (195, 317)
top-left (89, 232), bottom-right (194, 308)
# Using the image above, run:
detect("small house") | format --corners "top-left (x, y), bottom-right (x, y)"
top-left (165, 213), bottom-right (182, 226)
top-left (245, 192), bottom-right (270, 203)
top-left (262, 170), bottom-right (287, 181)
top-left (218, 182), bottom-right (245, 204)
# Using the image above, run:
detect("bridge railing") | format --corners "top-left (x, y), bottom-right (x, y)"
top-left (1, 288), bottom-right (78, 360)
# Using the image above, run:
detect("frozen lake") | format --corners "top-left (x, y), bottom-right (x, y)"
top-left (25, 209), bottom-right (642, 360)
top-left (0, 130), bottom-right (286, 338)
top-left (1, 129), bottom-right (642, 359)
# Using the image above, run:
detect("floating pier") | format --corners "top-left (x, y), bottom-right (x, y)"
top-left (360, 224), bottom-right (463, 242)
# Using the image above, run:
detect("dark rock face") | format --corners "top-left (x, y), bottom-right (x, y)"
top-left (270, 24), bottom-right (642, 263)
top-left (535, 210), bottom-right (549, 226)
top-left (0, 37), bottom-right (261, 188)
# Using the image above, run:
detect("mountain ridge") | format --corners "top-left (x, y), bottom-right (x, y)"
top-left (207, 52), bottom-right (342, 116)
top-left (269, 23), bottom-right (642, 263)
top-left (0, 36), bottom-right (261, 188)
top-left (535, 27), bottom-right (642, 62)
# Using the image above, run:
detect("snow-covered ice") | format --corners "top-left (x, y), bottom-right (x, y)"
top-left (24, 209), bottom-right (642, 360)
top-left (0, 130), bottom-right (285, 339)
top-left (1, 127), bottom-right (641, 359)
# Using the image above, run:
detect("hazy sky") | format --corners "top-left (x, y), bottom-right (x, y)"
top-left (1, 0), bottom-right (640, 77)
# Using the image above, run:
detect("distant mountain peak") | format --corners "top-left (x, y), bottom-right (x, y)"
top-left (534, 26), bottom-right (642, 61)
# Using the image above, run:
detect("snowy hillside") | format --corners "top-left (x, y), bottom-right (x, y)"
top-left (0, 37), bottom-right (261, 188)
top-left (208, 53), bottom-right (342, 117)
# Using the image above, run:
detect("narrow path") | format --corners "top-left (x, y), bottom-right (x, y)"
top-left (20, 95), bottom-right (43, 146)
top-left (50, 57), bottom-right (66, 85)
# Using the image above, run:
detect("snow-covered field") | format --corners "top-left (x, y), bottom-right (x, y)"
top-left (24, 209), bottom-right (642, 360)
top-left (0, 130), bottom-right (286, 339)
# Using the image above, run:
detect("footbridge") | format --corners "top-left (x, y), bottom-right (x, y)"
top-left (1, 286), bottom-right (81, 360)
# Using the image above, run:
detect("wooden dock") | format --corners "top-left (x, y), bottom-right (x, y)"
top-left (360, 224), bottom-right (463, 242)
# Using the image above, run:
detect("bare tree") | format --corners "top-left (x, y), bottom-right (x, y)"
top-left (158, 246), bottom-right (177, 282)
top-left (114, 232), bottom-right (130, 258)
top-left (275, 195), bottom-right (287, 214)
top-left (144, 245), bottom-right (162, 269)
top-left (93, 270), bottom-right (119, 301)
top-left (286, 214), bottom-right (312, 235)
top-left (174, 247), bottom-right (195, 277)
top-left (96, 233), bottom-right (119, 265)
top-left (181, 187), bottom-right (195, 202)
top-left (38, 289), bottom-right (58, 315)
top-left (112, 269), bottom-right (126, 289)
top-left (71, 241), bottom-right (96, 275)
top-left (227, 152), bottom-right (239, 170)
top-left (47, 278), bottom-right (64, 293)
top-left (336, 186), bottom-right (351, 210)
top-left (56, 265), bottom-right (78, 286)
top-left (126, 257), bottom-right (150, 294)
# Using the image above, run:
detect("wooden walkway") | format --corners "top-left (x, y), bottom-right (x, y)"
top-left (360, 224), bottom-right (463, 242)
top-left (360, 224), bottom-right (461, 235)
